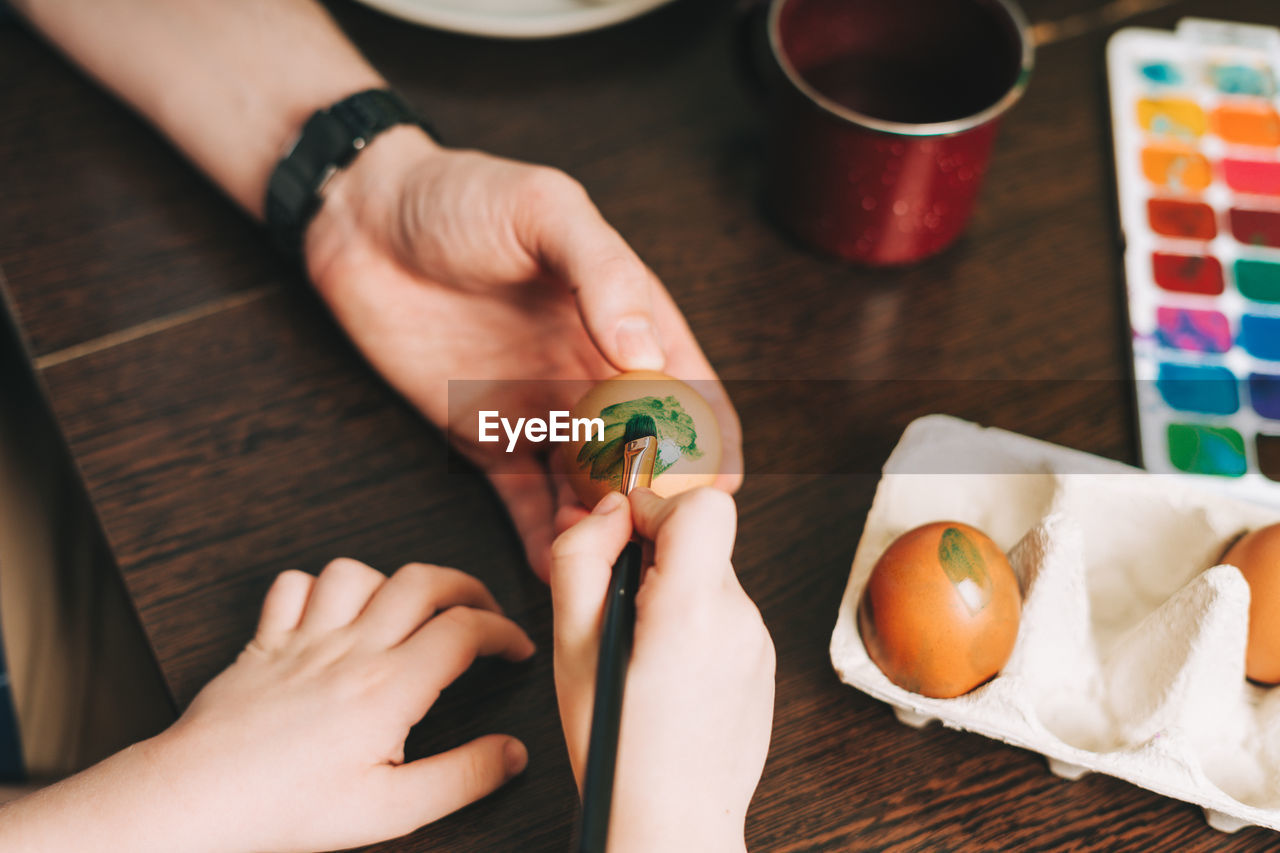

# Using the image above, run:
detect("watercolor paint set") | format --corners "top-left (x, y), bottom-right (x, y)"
top-left (1108, 18), bottom-right (1280, 504)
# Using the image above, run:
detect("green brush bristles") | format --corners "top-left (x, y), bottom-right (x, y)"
top-left (622, 414), bottom-right (657, 443)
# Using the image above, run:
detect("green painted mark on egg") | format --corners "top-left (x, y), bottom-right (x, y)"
top-left (577, 395), bottom-right (703, 488)
top-left (938, 527), bottom-right (993, 614)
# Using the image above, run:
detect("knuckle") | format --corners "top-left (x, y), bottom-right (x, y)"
top-left (269, 569), bottom-right (312, 595)
top-left (398, 561), bottom-right (438, 578)
top-left (404, 563), bottom-right (487, 604)
top-left (436, 565), bottom-right (482, 592)
top-left (677, 487), bottom-right (736, 525)
top-left (434, 604), bottom-right (480, 637)
top-left (586, 253), bottom-right (649, 297)
top-left (520, 166), bottom-right (585, 207)
top-left (322, 557), bottom-right (370, 578)
top-left (460, 747), bottom-right (496, 796)
top-left (550, 528), bottom-right (589, 565)
top-left (434, 567), bottom-right (493, 608)
top-left (396, 561), bottom-right (441, 588)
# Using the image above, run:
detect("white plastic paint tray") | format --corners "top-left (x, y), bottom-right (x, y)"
top-left (830, 415), bottom-right (1280, 833)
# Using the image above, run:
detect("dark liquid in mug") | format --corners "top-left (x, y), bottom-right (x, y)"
top-left (778, 0), bottom-right (1025, 124)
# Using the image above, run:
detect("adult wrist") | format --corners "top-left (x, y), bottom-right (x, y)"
top-left (302, 123), bottom-right (441, 287)
top-left (265, 89), bottom-right (437, 261)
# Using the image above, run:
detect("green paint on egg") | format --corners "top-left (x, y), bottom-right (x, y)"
top-left (577, 395), bottom-right (704, 488)
top-left (938, 527), bottom-right (993, 614)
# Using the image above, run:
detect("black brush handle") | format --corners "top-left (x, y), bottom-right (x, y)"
top-left (577, 539), bottom-right (642, 853)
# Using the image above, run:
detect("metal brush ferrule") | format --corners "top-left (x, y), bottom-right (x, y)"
top-left (619, 436), bottom-right (657, 495)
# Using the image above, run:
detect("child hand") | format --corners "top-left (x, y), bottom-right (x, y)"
top-left (161, 559), bottom-right (536, 852)
top-left (550, 488), bottom-right (775, 853)
top-left (0, 559), bottom-right (535, 853)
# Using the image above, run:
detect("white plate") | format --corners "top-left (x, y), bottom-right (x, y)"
top-left (351, 0), bottom-right (680, 39)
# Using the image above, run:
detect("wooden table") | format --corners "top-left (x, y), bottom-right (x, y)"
top-left (2, 0), bottom-right (1276, 849)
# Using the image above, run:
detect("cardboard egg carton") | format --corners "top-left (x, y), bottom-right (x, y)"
top-left (830, 415), bottom-right (1280, 833)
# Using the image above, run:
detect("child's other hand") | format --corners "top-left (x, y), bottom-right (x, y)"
top-left (155, 559), bottom-right (535, 852)
top-left (550, 488), bottom-right (775, 853)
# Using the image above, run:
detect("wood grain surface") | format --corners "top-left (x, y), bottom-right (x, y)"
top-left (2, 0), bottom-right (1278, 849)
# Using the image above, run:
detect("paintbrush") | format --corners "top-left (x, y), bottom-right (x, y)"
top-left (577, 413), bottom-right (657, 853)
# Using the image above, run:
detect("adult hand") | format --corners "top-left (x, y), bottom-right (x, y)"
top-left (550, 488), bottom-right (775, 853)
top-left (305, 127), bottom-right (743, 580)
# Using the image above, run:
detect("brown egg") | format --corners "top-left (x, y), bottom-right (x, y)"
top-left (858, 521), bottom-right (1022, 699)
top-left (564, 370), bottom-right (721, 507)
top-left (1222, 523), bottom-right (1280, 684)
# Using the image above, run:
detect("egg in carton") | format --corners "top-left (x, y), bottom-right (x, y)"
top-left (830, 415), bottom-right (1280, 834)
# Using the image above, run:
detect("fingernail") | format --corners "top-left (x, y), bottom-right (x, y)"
top-left (614, 316), bottom-right (665, 371)
top-left (505, 739), bottom-right (529, 777)
top-left (593, 491), bottom-right (626, 515)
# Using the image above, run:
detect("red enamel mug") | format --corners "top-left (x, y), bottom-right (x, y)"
top-left (746, 0), bottom-right (1034, 265)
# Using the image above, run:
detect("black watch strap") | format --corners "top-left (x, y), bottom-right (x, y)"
top-left (265, 88), bottom-right (435, 259)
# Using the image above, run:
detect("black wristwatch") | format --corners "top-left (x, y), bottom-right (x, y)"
top-left (264, 88), bottom-right (435, 259)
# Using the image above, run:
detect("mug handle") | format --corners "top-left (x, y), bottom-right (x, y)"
top-left (734, 0), bottom-right (774, 102)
